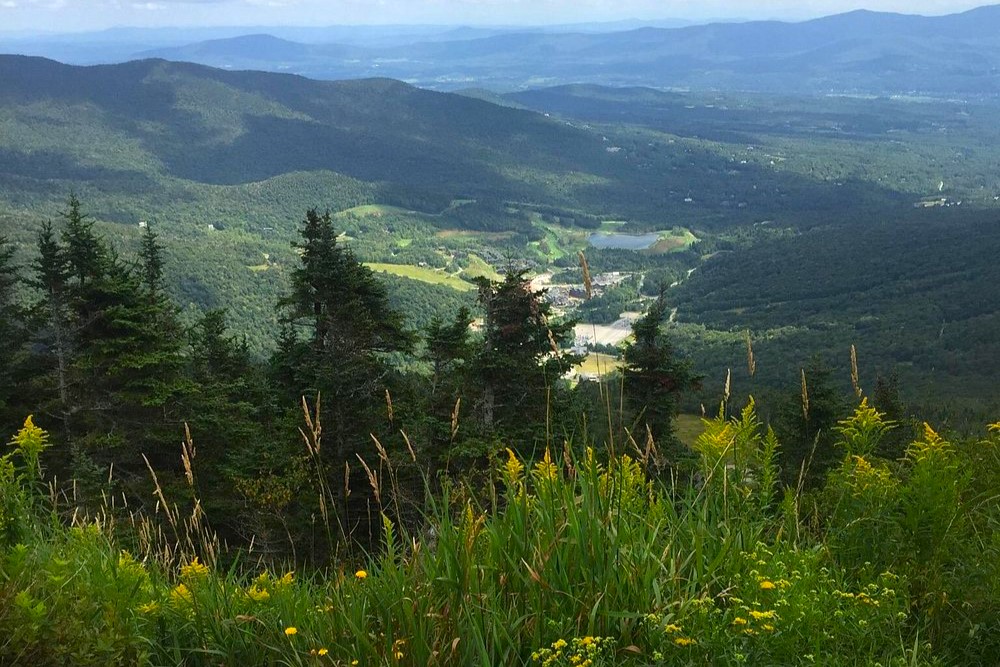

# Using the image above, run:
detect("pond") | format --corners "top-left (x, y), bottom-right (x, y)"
top-left (587, 232), bottom-right (660, 250)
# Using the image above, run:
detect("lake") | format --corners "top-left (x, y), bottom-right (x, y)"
top-left (587, 232), bottom-right (660, 250)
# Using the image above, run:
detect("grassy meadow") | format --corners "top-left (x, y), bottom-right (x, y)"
top-left (365, 263), bottom-right (477, 292)
top-left (3, 402), bottom-right (999, 665)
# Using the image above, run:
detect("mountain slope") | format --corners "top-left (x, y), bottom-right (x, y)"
top-left (127, 5), bottom-right (1000, 94)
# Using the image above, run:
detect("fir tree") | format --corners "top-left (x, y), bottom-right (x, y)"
top-left (28, 198), bottom-right (185, 475)
top-left (273, 209), bottom-right (413, 484)
top-left (472, 268), bottom-right (580, 446)
top-left (425, 306), bottom-right (473, 394)
top-left (622, 294), bottom-right (698, 452)
top-left (27, 221), bottom-right (73, 441)
top-left (138, 224), bottom-right (165, 292)
top-left (0, 235), bottom-right (26, 430)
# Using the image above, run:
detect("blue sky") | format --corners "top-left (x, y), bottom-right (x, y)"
top-left (0, 0), bottom-right (990, 31)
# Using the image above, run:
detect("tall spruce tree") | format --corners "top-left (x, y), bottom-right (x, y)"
top-left (0, 235), bottom-right (26, 431)
top-left (417, 306), bottom-right (474, 462)
top-left (28, 221), bottom-right (74, 443)
top-left (274, 209), bottom-right (412, 468)
top-left (622, 294), bottom-right (698, 452)
top-left (472, 268), bottom-right (580, 447)
top-left (28, 198), bottom-right (185, 478)
top-left (774, 358), bottom-right (846, 488)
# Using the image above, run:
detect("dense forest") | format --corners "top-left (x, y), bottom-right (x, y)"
top-left (4, 56), bottom-right (1000, 417)
top-left (2, 42), bottom-right (1000, 664)
top-left (1, 197), bottom-right (999, 665)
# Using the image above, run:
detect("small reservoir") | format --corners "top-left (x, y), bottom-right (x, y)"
top-left (587, 232), bottom-right (660, 250)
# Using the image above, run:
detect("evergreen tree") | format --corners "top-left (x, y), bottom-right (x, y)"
top-left (774, 358), bottom-right (846, 488)
top-left (60, 193), bottom-right (104, 288)
top-left (621, 294), bottom-right (699, 452)
top-left (0, 235), bottom-right (26, 431)
top-left (27, 221), bottom-right (74, 443)
top-left (273, 209), bottom-right (413, 479)
top-left (27, 198), bottom-right (185, 478)
top-left (417, 306), bottom-right (474, 462)
top-left (182, 309), bottom-right (267, 524)
top-left (471, 268), bottom-right (580, 447)
top-left (138, 224), bottom-right (165, 292)
top-left (425, 306), bottom-right (473, 394)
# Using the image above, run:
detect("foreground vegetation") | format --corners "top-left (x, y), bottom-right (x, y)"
top-left (2, 401), bottom-right (999, 665)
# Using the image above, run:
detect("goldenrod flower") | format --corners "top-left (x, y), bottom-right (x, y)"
top-left (180, 556), bottom-right (209, 581)
top-left (732, 617), bottom-right (748, 626)
top-left (247, 585), bottom-right (270, 602)
top-left (533, 448), bottom-right (559, 482)
top-left (750, 609), bottom-right (777, 621)
top-left (355, 569), bottom-right (368, 579)
top-left (169, 583), bottom-right (192, 607)
top-left (502, 448), bottom-right (525, 486)
top-left (663, 623), bottom-right (682, 633)
top-left (673, 637), bottom-right (697, 647)
top-left (285, 626), bottom-right (298, 636)
top-left (759, 580), bottom-right (776, 590)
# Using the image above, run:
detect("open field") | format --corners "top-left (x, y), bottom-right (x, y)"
top-left (577, 352), bottom-right (623, 376)
top-left (574, 316), bottom-right (637, 347)
top-left (649, 228), bottom-right (699, 254)
top-left (365, 263), bottom-right (476, 291)
top-left (674, 413), bottom-right (706, 447)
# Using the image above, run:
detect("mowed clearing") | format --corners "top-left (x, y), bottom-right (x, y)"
top-left (366, 263), bottom-right (476, 291)
top-left (578, 352), bottom-right (623, 376)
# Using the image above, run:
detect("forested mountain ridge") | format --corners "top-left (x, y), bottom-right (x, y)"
top-left (69, 4), bottom-right (1000, 94)
top-left (0, 54), bottom-right (605, 193)
top-left (0, 55), bottom-right (911, 352)
top-left (2, 55), bottom-right (999, 418)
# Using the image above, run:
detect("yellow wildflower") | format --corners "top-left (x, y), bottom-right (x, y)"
top-left (180, 557), bottom-right (209, 581)
top-left (750, 610), bottom-right (777, 621)
top-left (138, 601), bottom-right (160, 614)
top-left (759, 580), bottom-right (776, 590)
top-left (169, 583), bottom-right (192, 607)
top-left (732, 617), bottom-right (748, 626)
top-left (534, 447), bottom-right (559, 482)
top-left (285, 627), bottom-right (298, 636)
top-left (552, 639), bottom-right (568, 650)
top-left (502, 448), bottom-right (525, 486)
top-left (247, 585), bottom-right (270, 602)
top-left (355, 569), bottom-right (368, 580)
top-left (277, 571), bottom-right (294, 587)
top-left (673, 637), bottom-right (697, 647)
top-left (664, 623), bottom-right (682, 633)
top-left (763, 624), bottom-right (775, 632)
top-left (318, 648), bottom-right (328, 656)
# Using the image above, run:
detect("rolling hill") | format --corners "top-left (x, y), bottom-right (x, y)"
top-left (114, 5), bottom-right (1000, 94)
top-left (1, 54), bottom-right (998, 412)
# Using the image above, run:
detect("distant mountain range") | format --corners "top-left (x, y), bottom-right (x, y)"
top-left (4, 6), bottom-right (1000, 94)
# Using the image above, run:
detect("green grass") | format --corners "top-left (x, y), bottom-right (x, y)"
top-left (7, 405), bottom-right (991, 664)
top-left (577, 352), bottom-right (623, 376)
top-left (674, 413), bottom-right (706, 447)
top-left (335, 204), bottom-right (423, 218)
top-left (365, 262), bottom-right (476, 291)
top-left (461, 253), bottom-right (501, 281)
top-left (648, 228), bottom-right (699, 254)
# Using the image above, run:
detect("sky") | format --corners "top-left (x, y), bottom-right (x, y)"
top-left (0, 0), bottom-right (991, 32)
